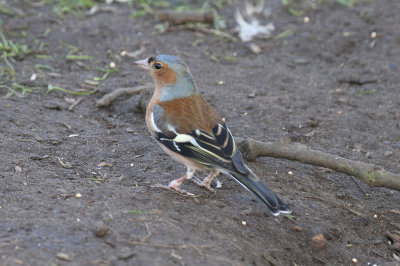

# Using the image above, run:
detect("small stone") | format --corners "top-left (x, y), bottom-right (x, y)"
top-left (109, 62), bottom-right (116, 68)
top-left (57, 252), bottom-right (72, 261)
top-left (247, 92), bottom-right (256, 98)
top-left (117, 247), bottom-right (136, 260)
top-left (217, 80), bottom-right (225, 85)
top-left (241, 221), bottom-right (247, 226)
top-left (384, 151), bottom-right (394, 157)
top-left (335, 88), bottom-right (344, 94)
top-left (126, 128), bottom-right (134, 133)
top-left (303, 16), bottom-right (310, 23)
top-left (75, 193), bottom-right (82, 198)
top-left (120, 51), bottom-right (127, 56)
top-left (370, 32), bottom-right (376, 39)
top-left (247, 43), bottom-right (262, 54)
top-left (288, 171), bottom-right (293, 175)
top-left (14, 166), bottom-right (22, 173)
top-left (373, 214), bottom-right (378, 218)
top-left (352, 258), bottom-right (358, 263)
top-left (57, 189), bottom-right (69, 198)
top-left (93, 221), bottom-right (109, 238)
top-left (30, 73), bottom-right (37, 81)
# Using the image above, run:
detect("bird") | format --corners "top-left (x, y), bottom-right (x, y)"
top-left (134, 54), bottom-right (291, 216)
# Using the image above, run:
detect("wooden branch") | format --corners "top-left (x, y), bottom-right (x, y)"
top-left (96, 84), bottom-right (152, 108)
top-left (235, 137), bottom-right (400, 191)
top-left (156, 10), bottom-right (214, 25)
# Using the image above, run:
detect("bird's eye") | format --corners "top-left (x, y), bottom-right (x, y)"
top-left (154, 62), bottom-right (162, 69)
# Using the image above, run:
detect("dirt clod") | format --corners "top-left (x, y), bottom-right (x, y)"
top-left (93, 221), bottom-right (109, 238)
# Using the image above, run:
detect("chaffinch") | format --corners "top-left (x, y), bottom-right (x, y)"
top-left (135, 54), bottom-right (291, 216)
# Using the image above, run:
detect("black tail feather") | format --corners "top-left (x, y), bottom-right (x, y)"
top-left (229, 171), bottom-right (291, 216)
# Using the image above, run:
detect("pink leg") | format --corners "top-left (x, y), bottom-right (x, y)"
top-left (193, 170), bottom-right (219, 192)
top-left (151, 168), bottom-right (196, 196)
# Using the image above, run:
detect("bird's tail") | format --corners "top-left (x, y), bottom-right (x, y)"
top-left (229, 170), bottom-right (291, 216)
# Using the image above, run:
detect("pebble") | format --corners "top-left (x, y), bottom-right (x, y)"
top-left (303, 16), bottom-right (310, 23)
top-left (57, 188), bottom-right (69, 198)
top-left (93, 221), bottom-right (109, 238)
top-left (57, 252), bottom-right (72, 261)
top-left (288, 171), bottom-right (293, 175)
top-left (241, 221), bottom-right (247, 226)
top-left (352, 258), bottom-right (358, 263)
top-left (116, 247), bottom-right (136, 260)
top-left (247, 92), bottom-right (256, 98)
top-left (14, 166), bottom-right (22, 173)
top-left (384, 151), bottom-right (394, 157)
top-left (247, 43), bottom-right (262, 54)
top-left (75, 193), bottom-right (82, 198)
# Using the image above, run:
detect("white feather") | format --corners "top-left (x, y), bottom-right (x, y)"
top-left (150, 112), bottom-right (162, 132)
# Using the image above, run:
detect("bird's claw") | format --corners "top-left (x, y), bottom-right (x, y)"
top-left (193, 177), bottom-right (215, 192)
top-left (151, 183), bottom-right (195, 197)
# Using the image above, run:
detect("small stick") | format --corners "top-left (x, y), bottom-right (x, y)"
top-left (156, 10), bottom-right (214, 25)
top-left (68, 97), bottom-right (84, 111)
top-left (96, 84), bottom-right (153, 108)
top-left (140, 223), bottom-right (152, 243)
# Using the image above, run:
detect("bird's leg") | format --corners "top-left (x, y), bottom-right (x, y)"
top-left (152, 168), bottom-right (196, 196)
top-left (193, 170), bottom-right (219, 192)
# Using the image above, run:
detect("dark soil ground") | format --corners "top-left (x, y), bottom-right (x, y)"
top-left (1, 1), bottom-right (400, 265)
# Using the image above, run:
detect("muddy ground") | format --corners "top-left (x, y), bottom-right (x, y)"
top-left (1, 0), bottom-right (400, 265)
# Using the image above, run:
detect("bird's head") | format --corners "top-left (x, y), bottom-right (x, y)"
top-left (135, 54), bottom-right (197, 101)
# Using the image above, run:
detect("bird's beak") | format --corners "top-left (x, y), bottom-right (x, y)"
top-left (134, 59), bottom-right (150, 71)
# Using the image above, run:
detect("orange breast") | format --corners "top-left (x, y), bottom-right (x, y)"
top-left (159, 94), bottom-right (223, 134)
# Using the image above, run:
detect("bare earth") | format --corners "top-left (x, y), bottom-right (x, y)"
top-left (1, 1), bottom-right (400, 265)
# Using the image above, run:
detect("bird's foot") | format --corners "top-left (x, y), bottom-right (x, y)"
top-left (151, 178), bottom-right (195, 197)
top-left (193, 177), bottom-right (215, 192)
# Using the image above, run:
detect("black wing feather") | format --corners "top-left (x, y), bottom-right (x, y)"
top-left (156, 123), bottom-right (239, 171)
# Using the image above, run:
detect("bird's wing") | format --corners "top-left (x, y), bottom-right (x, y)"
top-left (151, 103), bottom-right (248, 174)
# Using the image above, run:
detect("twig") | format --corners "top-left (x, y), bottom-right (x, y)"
top-left (235, 137), bottom-right (400, 191)
top-left (68, 97), bottom-right (84, 111)
top-left (119, 239), bottom-right (184, 249)
top-left (140, 223), bottom-right (152, 243)
top-left (96, 84), bottom-right (153, 108)
top-left (156, 10), bottom-right (213, 25)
